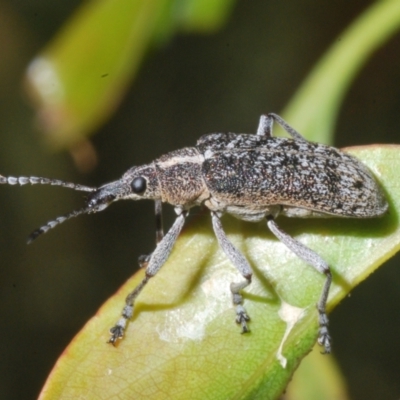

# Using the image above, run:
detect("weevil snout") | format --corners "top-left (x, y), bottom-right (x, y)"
top-left (86, 179), bottom-right (134, 211)
top-left (86, 188), bottom-right (117, 212)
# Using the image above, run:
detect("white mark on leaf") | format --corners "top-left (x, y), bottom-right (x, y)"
top-left (276, 301), bottom-right (305, 368)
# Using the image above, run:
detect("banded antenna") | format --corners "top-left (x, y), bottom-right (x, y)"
top-left (0, 175), bottom-right (96, 192)
top-left (27, 207), bottom-right (91, 244)
top-left (0, 175), bottom-right (97, 243)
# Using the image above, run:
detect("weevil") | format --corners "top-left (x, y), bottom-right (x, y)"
top-left (0, 114), bottom-right (388, 353)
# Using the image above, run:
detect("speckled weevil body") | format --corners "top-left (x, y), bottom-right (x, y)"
top-left (0, 114), bottom-right (388, 353)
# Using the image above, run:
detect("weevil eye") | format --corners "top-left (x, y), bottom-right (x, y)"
top-left (131, 176), bottom-right (147, 194)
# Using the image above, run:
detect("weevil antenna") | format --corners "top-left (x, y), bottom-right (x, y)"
top-left (0, 175), bottom-right (96, 192)
top-left (27, 207), bottom-right (90, 244)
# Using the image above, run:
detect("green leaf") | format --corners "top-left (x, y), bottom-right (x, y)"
top-left (38, 146), bottom-right (400, 400)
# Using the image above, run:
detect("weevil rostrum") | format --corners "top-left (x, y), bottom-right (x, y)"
top-left (0, 114), bottom-right (388, 353)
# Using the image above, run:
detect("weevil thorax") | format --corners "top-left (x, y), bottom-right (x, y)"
top-left (86, 163), bottom-right (161, 212)
top-left (153, 147), bottom-right (208, 207)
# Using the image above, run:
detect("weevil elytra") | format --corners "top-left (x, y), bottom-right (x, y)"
top-left (0, 114), bottom-right (388, 353)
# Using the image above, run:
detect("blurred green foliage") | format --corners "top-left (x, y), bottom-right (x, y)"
top-left (25, 0), bottom-right (236, 148)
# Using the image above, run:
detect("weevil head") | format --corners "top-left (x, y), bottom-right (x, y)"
top-left (86, 163), bottom-right (160, 212)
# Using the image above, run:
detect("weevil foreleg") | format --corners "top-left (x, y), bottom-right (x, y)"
top-left (138, 199), bottom-right (164, 268)
top-left (266, 216), bottom-right (332, 353)
top-left (108, 208), bottom-right (187, 345)
top-left (211, 212), bottom-right (252, 333)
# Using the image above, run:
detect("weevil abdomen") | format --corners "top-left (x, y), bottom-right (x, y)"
top-left (201, 135), bottom-right (387, 218)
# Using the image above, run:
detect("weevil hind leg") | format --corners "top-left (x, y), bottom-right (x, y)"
top-left (265, 113), bottom-right (308, 142)
top-left (266, 216), bottom-right (332, 353)
top-left (108, 208), bottom-right (187, 345)
top-left (211, 212), bottom-right (252, 333)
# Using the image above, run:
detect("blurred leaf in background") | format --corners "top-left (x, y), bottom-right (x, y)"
top-left (25, 0), bottom-right (236, 150)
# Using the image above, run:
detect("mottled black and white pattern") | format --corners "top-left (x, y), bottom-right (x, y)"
top-left (201, 135), bottom-right (386, 218)
top-left (0, 114), bottom-right (388, 354)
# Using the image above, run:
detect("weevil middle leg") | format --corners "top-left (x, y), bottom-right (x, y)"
top-left (108, 208), bottom-right (188, 345)
top-left (211, 212), bottom-right (252, 333)
top-left (266, 215), bottom-right (332, 354)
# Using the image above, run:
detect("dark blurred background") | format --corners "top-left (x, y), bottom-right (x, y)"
top-left (1, 1), bottom-right (400, 399)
